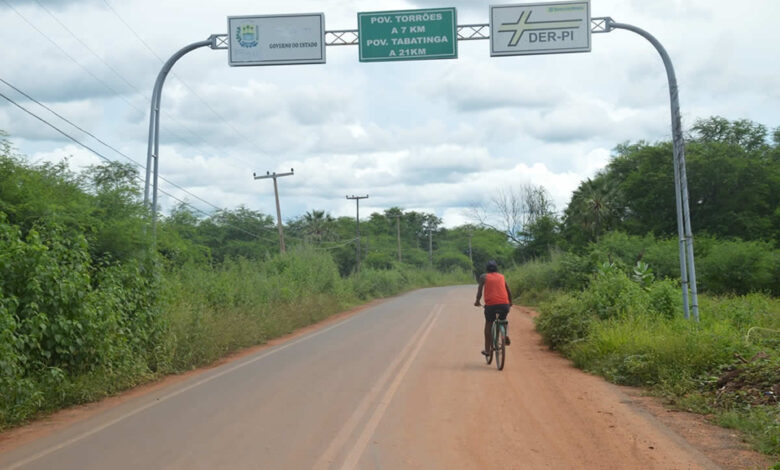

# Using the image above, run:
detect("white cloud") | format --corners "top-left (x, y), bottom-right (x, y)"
top-left (2, 0), bottom-right (779, 229)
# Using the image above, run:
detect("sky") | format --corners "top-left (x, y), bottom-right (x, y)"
top-left (1, 0), bottom-right (779, 228)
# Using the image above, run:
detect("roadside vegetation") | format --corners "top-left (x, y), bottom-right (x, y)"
top-left (1, 115), bottom-right (778, 461)
top-left (504, 117), bottom-right (780, 459)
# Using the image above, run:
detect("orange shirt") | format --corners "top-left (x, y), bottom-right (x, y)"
top-left (484, 272), bottom-right (510, 305)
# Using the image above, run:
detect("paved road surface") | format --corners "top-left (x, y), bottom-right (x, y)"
top-left (0, 286), bottom-right (721, 469)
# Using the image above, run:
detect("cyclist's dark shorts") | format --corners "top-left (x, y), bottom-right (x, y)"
top-left (484, 304), bottom-right (510, 321)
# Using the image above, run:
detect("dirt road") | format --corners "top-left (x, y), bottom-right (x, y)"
top-left (0, 286), bottom-right (766, 469)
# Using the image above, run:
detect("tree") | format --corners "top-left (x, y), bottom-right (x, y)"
top-left (468, 183), bottom-right (554, 244)
top-left (82, 161), bottom-right (147, 261)
top-left (515, 214), bottom-right (561, 262)
top-left (563, 176), bottom-right (623, 245)
top-left (157, 203), bottom-right (210, 265)
top-left (299, 210), bottom-right (336, 244)
top-left (197, 206), bottom-right (275, 262)
top-left (561, 117), bottom-right (780, 245)
top-left (689, 116), bottom-right (770, 152)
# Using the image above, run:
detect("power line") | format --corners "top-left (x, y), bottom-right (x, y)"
top-left (3, 0), bottom-right (129, 103)
top-left (101, 0), bottom-right (164, 62)
top-left (0, 89), bottom-right (277, 242)
top-left (5, 0), bottom-right (252, 166)
top-left (0, 78), bottom-right (222, 214)
top-left (34, 0), bottom-right (138, 96)
top-left (315, 237), bottom-right (358, 251)
top-left (101, 0), bottom-right (265, 166)
top-left (0, 90), bottom-right (331, 248)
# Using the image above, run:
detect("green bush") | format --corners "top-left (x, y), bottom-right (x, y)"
top-left (698, 239), bottom-right (777, 295)
top-left (514, 233), bottom-right (779, 297)
top-left (535, 293), bottom-right (592, 351)
top-left (505, 257), bottom-right (562, 305)
top-left (579, 269), bottom-right (649, 320)
top-left (557, 251), bottom-right (594, 290)
top-left (350, 268), bottom-right (407, 299)
top-left (434, 251), bottom-right (472, 272)
top-left (646, 279), bottom-right (679, 319)
top-left (364, 251), bottom-right (395, 270)
top-left (568, 315), bottom-right (743, 387)
top-left (589, 232), bottom-right (648, 266)
top-left (0, 215), bottom-right (162, 428)
top-left (642, 238), bottom-right (681, 280)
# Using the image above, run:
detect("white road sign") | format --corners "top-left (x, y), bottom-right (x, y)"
top-left (228, 13), bottom-right (326, 66)
top-left (490, 2), bottom-right (591, 56)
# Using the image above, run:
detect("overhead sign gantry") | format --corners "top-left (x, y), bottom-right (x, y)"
top-left (145, 0), bottom-right (700, 321)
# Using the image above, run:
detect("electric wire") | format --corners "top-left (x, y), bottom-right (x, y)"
top-left (0, 87), bottom-right (349, 248)
top-left (46, 0), bottom-right (258, 169)
top-left (4, 0), bottom-right (251, 166)
top-left (0, 89), bottom-right (281, 243)
top-left (100, 0), bottom-right (266, 166)
top-left (33, 0), bottom-right (139, 96)
top-left (0, 77), bottom-right (225, 214)
top-left (0, 83), bottom-right (314, 246)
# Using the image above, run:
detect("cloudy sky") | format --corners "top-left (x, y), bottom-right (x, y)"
top-left (1, 0), bottom-right (778, 227)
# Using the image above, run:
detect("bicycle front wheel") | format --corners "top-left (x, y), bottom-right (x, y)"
top-left (495, 325), bottom-right (506, 371)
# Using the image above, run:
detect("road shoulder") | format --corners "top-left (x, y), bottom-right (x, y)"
top-left (516, 306), bottom-right (776, 470)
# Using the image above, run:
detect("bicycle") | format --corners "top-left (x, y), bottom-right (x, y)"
top-left (484, 314), bottom-right (508, 371)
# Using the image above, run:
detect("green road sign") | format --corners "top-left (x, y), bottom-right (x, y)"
top-left (358, 8), bottom-right (457, 62)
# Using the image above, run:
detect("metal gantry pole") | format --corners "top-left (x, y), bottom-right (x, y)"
top-left (144, 35), bottom-right (221, 243)
top-left (605, 18), bottom-right (700, 321)
top-left (347, 195), bottom-right (369, 272)
top-left (253, 169), bottom-right (294, 254)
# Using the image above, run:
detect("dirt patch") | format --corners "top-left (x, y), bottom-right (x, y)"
top-left (619, 388), bottom-right (777, 470)
top-left (517, 305), bottom-right (776, 470)
top-left (0, 298), bottom-right (388, 454)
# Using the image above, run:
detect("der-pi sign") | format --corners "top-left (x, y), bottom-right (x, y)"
top-left (491, 1), bottom-right (591, 56)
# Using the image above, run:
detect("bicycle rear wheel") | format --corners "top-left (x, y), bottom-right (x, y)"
top-left (485, 346), bottom-right (493, 365)
top-left (495, 324), bottom-right (506, 371)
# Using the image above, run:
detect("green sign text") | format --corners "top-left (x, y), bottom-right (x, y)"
top-left (358, 8), bottom-right (458, 62)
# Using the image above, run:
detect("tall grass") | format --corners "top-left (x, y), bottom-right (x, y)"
top-left (153, 250), bottom-right (472, 373)
top-left (157, 249), bottom-right (346, 370)
top-left (503, 255), bottom-right (564, 305)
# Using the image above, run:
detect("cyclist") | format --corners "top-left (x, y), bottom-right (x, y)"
top-left (474, 260), bottom-right (513, 358)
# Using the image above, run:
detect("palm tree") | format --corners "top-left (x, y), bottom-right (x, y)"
top-left (302, 210), bottom-right (335, 244)
top-left (567, 177), bottom-right (622, 243)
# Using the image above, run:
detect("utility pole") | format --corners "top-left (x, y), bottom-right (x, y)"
top-left (394, 215), bottom-right (402, 263)
top-left (346, 195), bottom-right (369, 272)
top-left (254, 169), bottom-right (294, 254)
